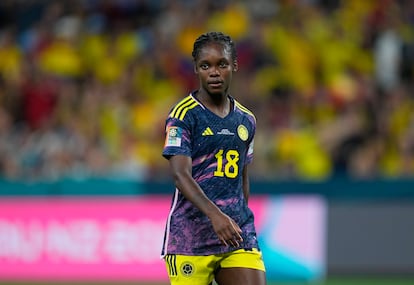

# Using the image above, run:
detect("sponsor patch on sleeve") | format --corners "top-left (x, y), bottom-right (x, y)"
top-left (165, 126), bottom-right (182, 147)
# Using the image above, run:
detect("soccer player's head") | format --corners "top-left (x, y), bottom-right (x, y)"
top-left (192, 31), bottom-right (238, 64)
top-left (192, 32), bottom-right (238, 96)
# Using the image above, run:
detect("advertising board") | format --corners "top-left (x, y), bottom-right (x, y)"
top-left (0, 195), bottom-right (325, 281)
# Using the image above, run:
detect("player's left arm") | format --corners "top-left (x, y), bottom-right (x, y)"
top-left (242, 165), bottom-right (250, 203)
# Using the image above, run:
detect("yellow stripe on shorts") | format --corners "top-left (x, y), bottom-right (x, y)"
top-left (166, 254), bottom-right (178, 276)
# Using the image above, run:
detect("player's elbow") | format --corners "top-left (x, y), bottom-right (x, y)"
top-left (170, 168), bottom-right (191, 186)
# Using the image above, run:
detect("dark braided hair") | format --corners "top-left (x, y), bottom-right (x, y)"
top-left (192, 31), bottom-right (238, 62)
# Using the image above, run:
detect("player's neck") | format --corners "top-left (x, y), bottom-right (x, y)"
top-left (195, 90), bottom-right (231, 118)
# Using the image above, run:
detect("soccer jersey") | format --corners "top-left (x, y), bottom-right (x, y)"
top-left (161, 91), bottom-right (258, 256)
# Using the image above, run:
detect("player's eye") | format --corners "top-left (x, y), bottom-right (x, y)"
top-left (200, 63), bottom-right (209, 70)
top-left (219, 61), bottom-right (229, 68)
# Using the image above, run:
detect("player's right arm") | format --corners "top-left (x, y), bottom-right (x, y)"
top-left (168, 154), bottom-right (243, 247)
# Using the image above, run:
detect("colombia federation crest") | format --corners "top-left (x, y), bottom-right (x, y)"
top-left (237, 124), bottom-right (249, 141)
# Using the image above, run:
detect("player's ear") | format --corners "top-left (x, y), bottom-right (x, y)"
top-left (232, 60), bottom-right (238, 72)
top-left (194, 63), bottom-right (198, 74)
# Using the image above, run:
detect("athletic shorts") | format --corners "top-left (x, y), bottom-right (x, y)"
top-left (164, 248), bottom-right (265, 285)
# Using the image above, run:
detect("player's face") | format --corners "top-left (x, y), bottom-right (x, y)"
top-left (194, 43), bottom-right (238, 96)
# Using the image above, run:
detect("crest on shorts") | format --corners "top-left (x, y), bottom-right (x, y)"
top-left (180, 261), bottom-right (195, 277)
top-left (237, 124), bottom-right (248, 141)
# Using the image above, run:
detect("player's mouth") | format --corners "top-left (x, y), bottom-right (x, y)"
top-left (208, 81), bottom-right (223, 88)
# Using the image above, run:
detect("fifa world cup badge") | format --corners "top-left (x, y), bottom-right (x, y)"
top-left (165, 126), bottom-right (182, 147)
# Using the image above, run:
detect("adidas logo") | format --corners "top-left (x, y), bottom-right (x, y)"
top-left (202, 127), bottom-right (214, 136)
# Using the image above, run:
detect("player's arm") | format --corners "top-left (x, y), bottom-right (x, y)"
top-left (242, 165), bottom-right (250, 203)
top-left (168, 154), bottom-right (243, 247)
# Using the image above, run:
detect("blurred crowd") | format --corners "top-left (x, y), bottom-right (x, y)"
top-left (0, 0), bottom-right (414, 182)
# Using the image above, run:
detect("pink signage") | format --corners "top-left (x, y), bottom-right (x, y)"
top-left (0, 195), bottom-right (325, 282)
top-left (0, 196), bottom-right (172, 281)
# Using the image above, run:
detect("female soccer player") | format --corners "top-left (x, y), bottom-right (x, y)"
top-left (161, 31), bottom-right (266, 285)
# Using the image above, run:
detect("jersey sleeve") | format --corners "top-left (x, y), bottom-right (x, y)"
top-left (245, 116), bottom-right (256, 165)
top-left (162, 116), bottom-right (192, 159)
top-left (246, 138), bottom-right (254, 164)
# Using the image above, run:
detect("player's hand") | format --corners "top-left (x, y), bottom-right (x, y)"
top-left (210, 212), bottom-right (243, 247)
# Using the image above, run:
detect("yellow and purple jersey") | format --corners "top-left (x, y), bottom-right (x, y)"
top-left (161, 91), bottom-right (258, 256)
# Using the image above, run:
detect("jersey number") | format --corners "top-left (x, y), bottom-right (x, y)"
top-left (214, 149), bottom-right (239, 178)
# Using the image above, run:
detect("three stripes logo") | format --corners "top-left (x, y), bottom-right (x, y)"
top-left (202, 127), bottom-right (214, 136)
top-left (165, 255), bottom-right (195, 278)
top-left (166, 254), bottom-right (178, 277)
top-left (169, 96), bottom-right (198, 121)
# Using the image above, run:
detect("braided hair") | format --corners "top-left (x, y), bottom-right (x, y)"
top-left (191, 32), bottom-right (238, 62)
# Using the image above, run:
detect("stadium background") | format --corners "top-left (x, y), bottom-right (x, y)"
top-left (1, 0), bottom-right (414, 284)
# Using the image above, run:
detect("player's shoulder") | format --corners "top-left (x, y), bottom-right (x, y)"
top-left (168, 93), bottom-right (201, 121)
top-left (233, 97), bottom-right (256, 122)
